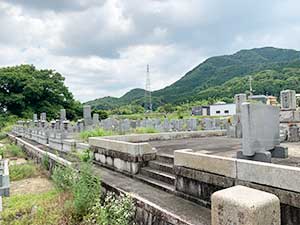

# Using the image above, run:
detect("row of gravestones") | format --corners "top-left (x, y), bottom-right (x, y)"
top-left (99, 117), bottom-right (229, 133)
top-left (13, 106), bottom-right (230, 140)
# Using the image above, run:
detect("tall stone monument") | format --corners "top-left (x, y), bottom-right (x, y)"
top-left (83, 105), bottom-right (92, 126)
top-left (60, 109), bottom-right (66, 122)
top-left (40, 112), bottom-right (46, 121)
top-left (280, 90), bottom-right (296, 110)
top-left (237, 102), bottom-right (288, 162)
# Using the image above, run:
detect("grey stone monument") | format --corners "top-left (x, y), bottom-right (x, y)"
top-left (40, 112), bottom-right (46, 121)
top-left (237, 102), bottom-right (288, 162)
top-left (33, 114), bottom-right (38, 122)
top-left (93, 113), bottom-right (99, 127)
top-left (83, 105), bottom-right (92, 126)
top-left (280, 90), bottom-right (296, 110)
top-left (60, 109), bottom-right (66, 121)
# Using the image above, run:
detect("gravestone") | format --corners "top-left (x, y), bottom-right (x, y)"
top-left (33, 114), bottom-right (38, 122)
top-left (40, 112), bottom-right (46, 121)
top-left (280, 90), bottom-right (296, 110)
top-left (83, 105), bottom-right (92, 126)
top-left (60, 109), bottom-right (66, 121)
top-left (237, 102), bottom-right (288, 162)
top-left (93, 113), bottom-right (99, 127)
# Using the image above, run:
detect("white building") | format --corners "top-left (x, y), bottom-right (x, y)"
top-left (209, 103), bottom-right (236, 116)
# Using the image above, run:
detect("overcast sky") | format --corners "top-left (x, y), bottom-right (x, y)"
top-left (1, 0), bottom-right (300, 102)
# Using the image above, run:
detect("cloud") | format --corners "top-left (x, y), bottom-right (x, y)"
top-left (0, 0), bottom-right (300, 102)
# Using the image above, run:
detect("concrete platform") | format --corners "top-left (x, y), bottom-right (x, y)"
top-left (149, 136), bottom-right (300, 168)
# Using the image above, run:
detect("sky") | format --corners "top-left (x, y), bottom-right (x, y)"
top-left (1, 0), bottom-right (300, 102)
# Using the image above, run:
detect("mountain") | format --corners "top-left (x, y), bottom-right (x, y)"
top-left (87, 47), bottom-right (300, 109)
top-left (86, 88), bottom-right (145, 110)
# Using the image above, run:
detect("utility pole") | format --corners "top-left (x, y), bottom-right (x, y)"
top-left (249, 76), bottom-right (253, 96)
top-left (144, 64), bottom-right (152, 113)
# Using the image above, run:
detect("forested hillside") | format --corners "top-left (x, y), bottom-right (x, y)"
top-left (88, 47), bottom-right (300, 110)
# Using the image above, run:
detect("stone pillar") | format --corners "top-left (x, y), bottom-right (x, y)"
top-left (280, 90), bottom-right (296, 110)
top-left (211, 185), bottom-right (280, 225)
top-left (235, 93), bottom-right (247, 114)
top-left (60, 109), bottom-right (66, 122)
top-left (33, 114), bottom-right (38, 122)
top-left (83, 105), bottom-right (92, 126)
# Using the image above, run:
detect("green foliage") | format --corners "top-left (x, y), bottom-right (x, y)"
top-left (83, 193), bottom-right (135, 225)
top-left (51, 166), bottom-right (75, 192)
top-left (52, 163), bottom-right (101, 219)
top-left (134, 127), bottom-right (158, 134)
top-left (0, 64), bottom-right (81, 119)
top-left (2, 144), bottom-right (25, 158)
top-left (79, 128), bottom-right (115, 141)
top-left (72, 163), bottom-right (101, 218)
top-left (93, 109), bottom-right (109, 120)
top-left (9, 162), bottom-right (40, 181)
top-left (41, 154), bottom-right (50, 170)
top-left (75, 149), bottom-right (92, 163)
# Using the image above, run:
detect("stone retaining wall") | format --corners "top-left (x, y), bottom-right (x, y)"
top-left (89, 138), bottom-right (156, 174)
top-left (174, 150), bottom-right (300, 224)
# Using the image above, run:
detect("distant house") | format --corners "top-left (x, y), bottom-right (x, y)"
top-left (191, 102), bottom-right (235, 116)
top-left (191, 106), bottom-right (210, 116)
top-left (209, 103), bottom-right (236, 116)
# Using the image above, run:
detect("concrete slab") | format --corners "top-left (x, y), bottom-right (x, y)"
top-left (174, 150), bottom-right (237, 178)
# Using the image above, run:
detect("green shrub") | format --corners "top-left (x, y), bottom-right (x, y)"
top-left (52, 163), bottom-right (101, 219)
top-left (42, 154), bottom-right (50, 170)
top-left (72, 163), bottom-right (101, 217)
top-left (9, 162), bottom-right (39, 181)
top-left (75, 149), bottom-right (92, 163)
top-left (79, 128), bottom-right (114, 141)
top-left (83, 193), bottom-right (135, 225)
top-left (51, 166), bottom-right (75, 192)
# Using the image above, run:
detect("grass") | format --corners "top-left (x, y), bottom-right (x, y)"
top-left (9, 162), bottom-right (41, 181)
top-left (0, 144), bottom-right (25, 159)
top-left (79, 128), bottom-right (115, 141)
top-left (133, 127), bottom-right (158, 134)
top-left (1, 190), bottom-right (71, 225)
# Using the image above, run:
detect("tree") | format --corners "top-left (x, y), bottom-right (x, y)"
top-left (0, 65), bottom-right (81, 119)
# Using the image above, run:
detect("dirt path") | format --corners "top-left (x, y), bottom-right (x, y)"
top-left (10, 177), bottom-right (54, 195)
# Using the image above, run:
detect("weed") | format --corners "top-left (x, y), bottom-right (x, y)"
top-left (83, 192), bottom-right (136, 225)
top-left (51, 166), bottom-right (75, 192)
top-left (9, 162), bottom-right (40, 181)
top-left (133, 127), bottom-right (158, 134)
top-left (79, 128), bottom-right (115, 141)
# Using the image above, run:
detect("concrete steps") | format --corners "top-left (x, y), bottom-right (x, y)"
top-left (136, 153), bottom-right (175, 192)
top-left (148, 160), bottom-right (174, 174)
top-left (140, 167), bottom-right (175, 185)
top-left (156, 153), bottom-right (174, 164)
